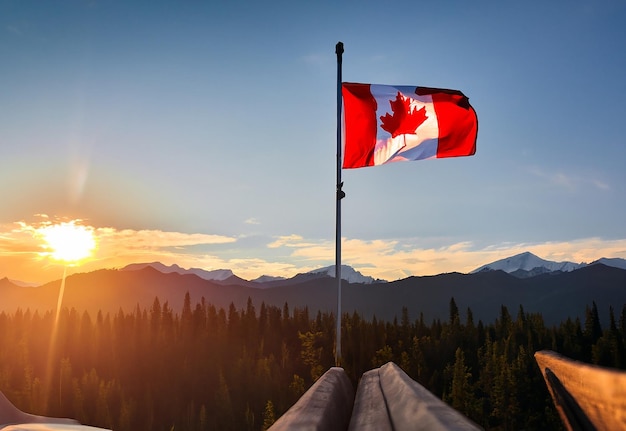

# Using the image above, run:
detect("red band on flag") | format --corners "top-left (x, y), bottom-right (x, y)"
top-left (341, 83), bottom-right (378, 168)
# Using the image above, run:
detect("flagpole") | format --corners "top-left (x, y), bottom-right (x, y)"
top-left (335, 41), bottom-right (344, 367)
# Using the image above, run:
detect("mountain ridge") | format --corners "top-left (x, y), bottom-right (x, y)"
top-left (471, 251), bottom-right (626, 278)
top-left (121, 252), bottom-right (626, 285)
top-left (121, 262), bottom-right (380, 285)
top-left (2, 263), bottom-right (625, 327)
top-left (4, 251), bottom-right (626, 287)
top-left (471, 251), bottom-right (584, 275)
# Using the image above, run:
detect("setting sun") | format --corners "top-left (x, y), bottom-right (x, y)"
top-left (39, 220), bottom-right (97, 264)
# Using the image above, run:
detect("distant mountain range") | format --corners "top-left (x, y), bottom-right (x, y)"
top-left (119, 252), bottom-right (626, 284)
top-left (123, 262), bottom-right (237, 281)
top-left (121, 262), bottom-right (381, 285)
top-left (1, 251), bottom-right (626, 327)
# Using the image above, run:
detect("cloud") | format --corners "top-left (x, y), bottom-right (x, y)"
top-left (4, 219), bottom-right (236, 255)
top-left (6, 25), bottom-right (23, 36)
top-left (267, 235), bottom-right (305, 248)
top-left (528, 166), bottom-right (610, 191)
top-left (244, 217), bottom-right (260, 225)
top-left (591, 179), bottom-right (610, 190)
top-left (96, 227), bottom-right (235, 249)
top-left (301, 53), bottom-right (330, 68)
top-left (0, 219), bottom-right (237, 283)
top-left (266, 234), bottom-right (626, 281)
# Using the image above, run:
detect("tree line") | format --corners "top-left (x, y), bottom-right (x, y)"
top-left (0, 292), bottom-right (624, 430)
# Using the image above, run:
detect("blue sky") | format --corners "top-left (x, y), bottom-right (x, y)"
top-left (1, 0), bottom-right (625, 283)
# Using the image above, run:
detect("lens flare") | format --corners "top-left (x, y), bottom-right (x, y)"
top-left (35, 219), bottom-right (97, 414)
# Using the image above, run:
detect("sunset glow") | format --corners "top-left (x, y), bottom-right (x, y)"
top-left (38, 221), bottom-right (97, 264)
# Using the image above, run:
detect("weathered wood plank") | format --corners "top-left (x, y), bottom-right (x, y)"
top-left (348, 368), bottom-right (392, 431)
top-left (378, 362), bottom-right (482, 431)
top-left (268, 367), bottom-right (354, 431)
top-left (535, 350), bottom-right (626, 431)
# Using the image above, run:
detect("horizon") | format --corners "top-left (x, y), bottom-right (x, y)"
top-left (2, 2), bottom-right (625, 285)
top-left (4, 247), bottom-right (624, 286)
top-left (4, 217), bottom-right (626, 284)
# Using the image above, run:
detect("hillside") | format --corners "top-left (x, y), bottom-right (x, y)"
top-left (2, 264), bottom-right (625, 326)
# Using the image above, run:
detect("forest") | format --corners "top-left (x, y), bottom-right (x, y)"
top-left (1, 292), bottom-right (624, 431)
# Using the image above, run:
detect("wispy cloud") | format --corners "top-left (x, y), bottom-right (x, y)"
top-left (591, 179), bottom-right (610, 190)
top-left (96, 227), bottom-right (235, 249)
top-left (6, 24), bottom-right (23, 36)
top-left (244, 217), bottom-right (260, 225)
top-left (267, 235), bottom-right (307, 248)
top-left (528, 166), bottom-right (610, 191)
top-left (300, 53), bottom-right (330, 68)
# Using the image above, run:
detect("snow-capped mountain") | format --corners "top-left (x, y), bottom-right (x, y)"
top-left (122, 262), bottom-right (235, 281)
top-left (307, 265), bottom-right (384, 284)
top-left (471, 251), bottom-right (585, 276)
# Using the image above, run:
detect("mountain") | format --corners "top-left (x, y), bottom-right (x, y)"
top-left (591, 257), bottom-right (626, 271)
top-left (1, 277), bottom-right (40, 288)
top-left (251, 275), bottom-right (286, 284)
top-left (120, 254), bottom-right (626, 284)
top-left (121, 261), bottom-right (384, 285)
top-left (2, 263), bottom-right (625, 327)
top-left (472, 251), bottom-right (585, 277)
top-left (4, 252), bottom-right (626, 328)
top-left (122, 262), bottom-right (236, 281)
top-left (306, 265), bottom-right (384, 284)
top-left (473, 251), bottom-right (626, 278)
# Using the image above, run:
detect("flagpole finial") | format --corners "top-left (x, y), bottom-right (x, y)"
top-left (336, 41), bottom-right (344, 56)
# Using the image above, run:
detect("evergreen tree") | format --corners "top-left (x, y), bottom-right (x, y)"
top-left (449, 297), bottom-right (460, 326)
top-left (3, 293), bottom-right (621, 430)
top-left (446, 348), bottom-right (478, 418)
top-left (298, 331), bottom-right (325, 381)
top-left (262, 399), bottom-right (276, 430)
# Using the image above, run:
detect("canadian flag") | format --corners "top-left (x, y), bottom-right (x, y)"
top-left (342, 83), bottom-right (478, 169)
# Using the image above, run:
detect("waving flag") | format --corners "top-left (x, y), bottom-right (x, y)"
top-left (342, 83), bottom-right (478, 169)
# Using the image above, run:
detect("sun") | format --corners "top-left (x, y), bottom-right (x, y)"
top-left (39, 220), bottom-right (97, 264)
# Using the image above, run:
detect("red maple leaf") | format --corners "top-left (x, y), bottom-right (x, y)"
top-left (380, 92), bottom-right (428, 138)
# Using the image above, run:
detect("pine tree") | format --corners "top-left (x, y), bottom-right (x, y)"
top-left (584, 301), bottom-right (603, 362)
top-left (298, 331), bottom-right (324, 381)
top-left (214, 371), bottom-right (233, 430)
top-left (449, 297), bottom-right (460, 326)
top-left (262, 399), bottom-right (276, 430)
top-left (450, 348), bottom-right (478, 419)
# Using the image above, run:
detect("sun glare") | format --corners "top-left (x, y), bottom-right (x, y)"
top-left (39, 220), bottom-right (97, 264)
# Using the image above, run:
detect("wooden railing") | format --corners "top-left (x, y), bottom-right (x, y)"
top-left (267, 351), bottom-right (626, 430)
top-left (269, 362), bottom-right (482, 431)
top-left (12, 352), bottom-right (618, 430)
top-left (268, 367), bottom-right (354, 431)
top-left (535, 350), bottom-right (626, 431)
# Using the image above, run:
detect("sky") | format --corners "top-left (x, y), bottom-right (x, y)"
top-left (1, 0), bottom-right (626, 284)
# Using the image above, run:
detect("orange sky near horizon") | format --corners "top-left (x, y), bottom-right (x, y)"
top-left (2, 217), bottom-right (626, 285)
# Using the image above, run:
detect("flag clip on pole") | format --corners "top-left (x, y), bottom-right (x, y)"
top-left (335, 41), bottom-right (344, 367)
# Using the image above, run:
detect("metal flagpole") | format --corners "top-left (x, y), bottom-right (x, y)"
top-left (335, 41), bottom-right (344, 367)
